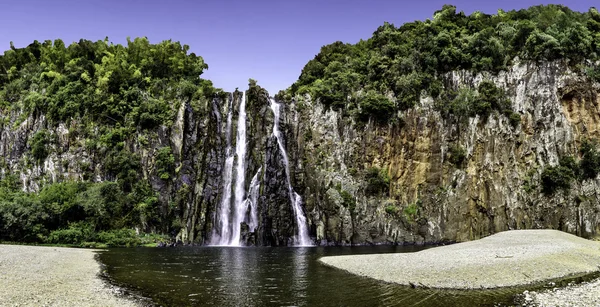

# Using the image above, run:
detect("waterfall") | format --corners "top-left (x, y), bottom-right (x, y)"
top-left (211, 94), bottom-right (311, 246)
top-left (211, 92), bottom-right (249, 246)
top-left (212, 95), bottom-right (235, 246)
top-left (292, 193), bottom-right (311, 246)
top-left (246, 168), bottom-right (261, 232)
top-left (269, 98), bottom-right (312, 246)
top-left (230, 91), bottom-right (247, 246)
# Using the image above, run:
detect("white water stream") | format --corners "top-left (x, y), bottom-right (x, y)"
top-left (211, 94), bottom-right (311, 246)
top-left (269, 98), bottom-right (312, 246)
top-left (230, 92), bottom-right (247, 246)
top-left (212, 96), bottom-right (235, 245)
top-left (212, 92), bottom-right (248, 246)
top-left (246, 168), bottom-right (261, 232)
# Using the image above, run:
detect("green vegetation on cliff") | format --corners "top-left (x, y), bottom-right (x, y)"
top-left (0, 37), bottom-right (220, 245)
top-left (289, 5), bottom-right (600, 122)
top-left (541, 140), bottom-right (600, 195)
top-left (0, 37), bottom-right (217, 127)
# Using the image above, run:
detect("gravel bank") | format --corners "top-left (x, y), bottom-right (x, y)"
top-left (0, 244), bottom-right (144, 306)
top-left (319, 230), bottom-right (600, 289)
top-left (522, 278), bottom-right (600, 307)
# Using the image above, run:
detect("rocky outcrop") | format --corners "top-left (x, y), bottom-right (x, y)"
top-left (290, 60), bottom-right (600, 245)
top-left (2, 61), bottom-right (600, 246)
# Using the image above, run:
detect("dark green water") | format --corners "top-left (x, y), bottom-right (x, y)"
top-left (97, 246), bottom-right (526, 307)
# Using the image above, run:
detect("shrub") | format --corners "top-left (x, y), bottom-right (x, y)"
top-left (46, 222), bottom-right (94, 245)
top-left (541, 160), bottom-right (576, 195)
top-left (104, 149), bottom-right (141, 191)
top-left (474, 81), bottom-right (512, 118)
top-left (522, 169), bottom-right (538, 194)
top-left (385, 205), bottom-right (399, 216)
top-left (365, 167), bottom-right (390, 196)
top-left (508, 111), bottom-right (522, 128)
top-left (97, 229), bottom-right (141, 247)
top-left (579, 140), bottom-right (600, 180)
top-left (0, 194), bottom-right (50, 242)
top-left (358, 91), bottom-right (395, 122)
top-left (29, 130), bottom-right (50, 163)
top-left (586, 66), bottom-right (600, 83)
top-left (448, 145), bottom-right (467, 167)
top-left (155, 146), bottom-right (175, 180)
top-left (339, 189), bottom-right (356, 212)
top-left (403, 203), bottom-right (419, 220)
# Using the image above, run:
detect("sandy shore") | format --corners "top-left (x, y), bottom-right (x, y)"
top-left (319, 230), bottom-right (600, 289)
top-left (0, 244), bottom-right (144, 307)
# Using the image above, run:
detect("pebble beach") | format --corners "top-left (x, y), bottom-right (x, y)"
top-left (320, 230), bottom-right (600, 289)
top-left (0, 244), bottom-right (143, 307)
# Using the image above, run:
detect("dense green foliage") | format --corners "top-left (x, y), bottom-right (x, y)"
top-left (0, 179), bottom-right (165, 246)
top-left (290, 5), bottom-right (600, 122)
top-left (29, 129), bottom-right (51, 163)
top-left (155, 147), bottom-right (175, 180)
top-left (2, 5), bottom-right (600, 244)
top-left (541, 156), bottom-right (578, 195)
top-left (0, 37), bottom-right (221, 244)
top-left (540, 141), bottom-right (600, 195)
top-left (0, 37), bottom-right (216, 127)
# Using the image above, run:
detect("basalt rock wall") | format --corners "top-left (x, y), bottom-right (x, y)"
top-left (289, 61), bottom-right (600, 245)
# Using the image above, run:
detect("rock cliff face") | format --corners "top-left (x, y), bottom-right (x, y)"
top-left (2, 61), bottom-right (599, 245)
top-left (291, 60), bottom-right (600, 245)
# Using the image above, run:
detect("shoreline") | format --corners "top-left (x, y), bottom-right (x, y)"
top-left (0, 244), bottom-right (146, 306)
top-left (319, 230), bottom-right (600, 290)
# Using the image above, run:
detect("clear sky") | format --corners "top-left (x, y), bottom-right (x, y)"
top-left (1, 0), bottom-right (596, 94)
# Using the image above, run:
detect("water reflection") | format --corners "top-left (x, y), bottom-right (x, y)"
top-left (291, 247), bottom-right (309, 306)
top-left (98, 246), bottom-right (531, 307)
top-left (217, 248), bottom-right (250, 306)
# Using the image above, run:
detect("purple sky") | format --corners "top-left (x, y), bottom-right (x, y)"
top-left (1, 0), bottom-right (596, 93)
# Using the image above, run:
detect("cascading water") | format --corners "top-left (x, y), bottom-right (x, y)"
top-left (246, 168), bottom-right (261, 232)
top-left (230, 91), bottom-right (247, 246)
top-left (211, 96), bottom-right (235, 246)
top-left (212, 92), bottom-right (249, 246)
top-left (269, 98), bottom-right (312, 246)
top-left (211, 94), bottom-right (311, 246)
top-left (292, 193), bottom-right (311, 246)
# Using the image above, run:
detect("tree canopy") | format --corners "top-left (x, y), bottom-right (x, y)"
top-left (0, 37), bottom-right (216, 128)
top-left (289, 5), bottom-right (600, 122)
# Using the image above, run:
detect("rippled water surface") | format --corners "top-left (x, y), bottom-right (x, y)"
top-left (98, 246), bottom-right (527, 306)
